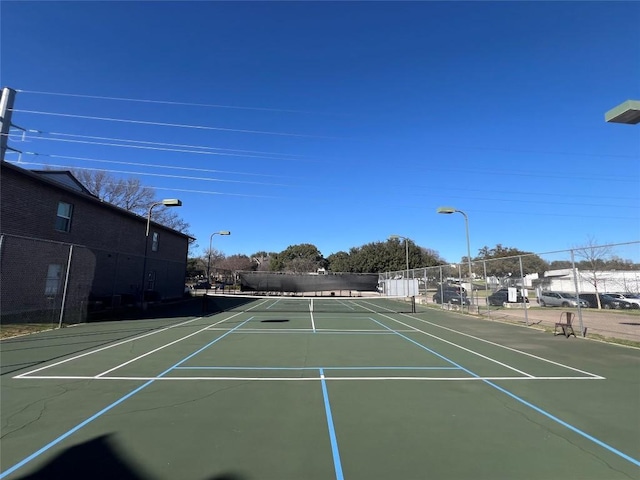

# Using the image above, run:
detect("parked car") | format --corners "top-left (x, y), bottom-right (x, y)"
top-left (433, 287), bottom-right (470, 305)
top-left (578, 293), bottom-right (633, 309)
top-left (487, 288), bottom-right (529, 306)
top-left (539, 292), bottom-right (589, 308)
top-left (606, 293), bottom-right (640, 309)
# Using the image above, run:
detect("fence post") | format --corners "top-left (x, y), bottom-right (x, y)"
top-left (483, 260), bottom-right (490, 317)
top-left (58, 244), bottom-right (74, 328)
top-left (570, 249), bottom-right (586, 336)
top-left (519, 256), bottom-right (529, 326)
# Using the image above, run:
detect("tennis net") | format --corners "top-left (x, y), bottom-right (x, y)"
top-left (205, 294), bottom-right (423, 314)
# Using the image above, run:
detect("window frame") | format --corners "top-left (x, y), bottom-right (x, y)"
top-left (54, 201), bottom-right (73, 233)
top-left (45, 264), bottom-right (63, 296)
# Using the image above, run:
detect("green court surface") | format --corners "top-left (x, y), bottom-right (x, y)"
top-left (1, 297), bottom-right (639, 480)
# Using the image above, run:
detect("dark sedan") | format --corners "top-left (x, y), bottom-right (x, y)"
top-left (578, 293), bottom-right (634, 309)
top-left (433, 288), bottom-right (470, 306)
top-left (487, 288), bottom-right (529, 306)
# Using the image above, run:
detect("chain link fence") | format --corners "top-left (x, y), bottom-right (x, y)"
top-left (0, 234), bottom-right (186, 327)
top-left (379, 241), bottom-right (640, 340)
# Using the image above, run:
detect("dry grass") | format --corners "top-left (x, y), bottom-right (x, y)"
top-left (0, 324), bottom-right (56, 340)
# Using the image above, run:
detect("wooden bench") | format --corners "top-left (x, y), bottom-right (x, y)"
top-left (555, 311), bottom-right (576, 338)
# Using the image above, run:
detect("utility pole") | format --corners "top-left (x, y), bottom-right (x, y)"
top-left (0, 87), bottom-right (17, 162)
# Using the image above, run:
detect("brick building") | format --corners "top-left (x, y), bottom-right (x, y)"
top-left (0, 161), bottom-right (191, 324)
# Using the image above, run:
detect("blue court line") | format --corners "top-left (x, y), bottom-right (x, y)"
top-left (319, 368), bottom-right (344, 480)
top-left (0, 317), bottom-right (253, 479)
top-left (368, 317), bottom-right (640, 468)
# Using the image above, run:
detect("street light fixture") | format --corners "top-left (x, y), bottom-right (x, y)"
top-left (437, 206), bottom-right (474, 306)
top-left (605, 100), bottom-right (640, 125)
top-left (140, 198), bottom-right (182, 308)
top-left (207, 230), bottom-right (231, 294)
top-left (389, 234), bottom-right (410, 295)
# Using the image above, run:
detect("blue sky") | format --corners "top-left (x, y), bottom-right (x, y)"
top-left (2, 1), bottom-right (639, 263)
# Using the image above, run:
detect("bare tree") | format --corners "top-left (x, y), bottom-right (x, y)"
top-left (220, 254), bottom-right (253, 273)
top-left (251, 252), bottom-right (273, 271)
top-left (574, 236), bottom-right (612, 309)
top-left (71, 169), bottom-right (191, 236)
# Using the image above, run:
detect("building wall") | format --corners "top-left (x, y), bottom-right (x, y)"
top-left (539, 269), bottom-right (640, 294)
top-left (1, 163), bottom-right (190, 322)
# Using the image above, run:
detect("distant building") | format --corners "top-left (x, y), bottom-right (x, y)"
top-left (536, 268), bottom-right (640, 294)
top-left (0, 161), bottom-right (191, 324)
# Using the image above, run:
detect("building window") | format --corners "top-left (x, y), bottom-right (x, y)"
top-left (151, 232), bottom-right (159, 252)
top-left (45, 264), bottom-right (63, 295)
top-left (55, 202), bottom-right (73, 232)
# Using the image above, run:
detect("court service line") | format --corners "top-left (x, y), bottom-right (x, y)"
top-left (0, 317), bottom-right (254, 480)
top-left (367, 317), bottom-right (535, 378)
top-left (319, 368), bottom-right (344, 480)
top-left (13, 315), bottom-right (209, 379)
top-left (96, 310), bottom-right (249, 377)
top-left (173, 366), bottom-right (460, 370)
top-left (14, 375), bottom-right (605, 382)
top-left (394, 311), bottom-right (604, 378)
top-left (371, 318), bottom-right (640, 468)
top-left (206, 327), bottom-right (412, 332)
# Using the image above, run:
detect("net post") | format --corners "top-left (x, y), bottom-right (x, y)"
top-left (411, 295), bottom-right (416, 313)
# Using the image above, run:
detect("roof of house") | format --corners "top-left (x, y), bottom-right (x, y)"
top-left (31, 170), bottom-right (97, 196)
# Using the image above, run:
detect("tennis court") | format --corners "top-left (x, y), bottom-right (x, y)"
top-left (1, 295), bottom-right (639, 479)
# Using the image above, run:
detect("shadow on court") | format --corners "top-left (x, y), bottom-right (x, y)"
top-left (15, 434), bottom-right (248, 480)
top-left (0, 299), bottom-right (209, 376)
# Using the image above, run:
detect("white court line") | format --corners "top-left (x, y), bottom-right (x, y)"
top-left (205, 328), bottom-right (410, 334)
top-left (357, 299), bottom-right (605, 379)
top-left (390, 308), bottom-right (605, 379)
top-left (371, 315), bottom-right (535, 378)
top-left (310, 310), bottom-right (316, 333)
top-left (15, 375), bottom-right (603, 382)
top-left (95, 311), bottom-right (249, 377)
top-left (13, 315), bottom-right (209, 378)
top-left (352, 302), bottom-right (536, 378)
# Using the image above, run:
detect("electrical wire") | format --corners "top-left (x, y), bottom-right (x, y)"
top-left (9, 156), bottom-right (636, 211)
top-left (14, 160), bottom-right (295, 188)
top-left (22, 153), bottom-right (295, 179)
top-left (43, 131), bottom-right (307, 158)
top-left (17, 89), bottom-right (341, 116)
top-left (11, 109), bottom-right (343, 139)
top-left (19, 133), bottom-right (318, 163)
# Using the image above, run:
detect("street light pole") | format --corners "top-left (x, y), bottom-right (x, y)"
top-left (140, 198), bottom-right (182, 309)
top-left (206, 230), bottom-right (231, 294)
top-left (389, 235), bottom-right (410, 295)
top-left (437, 207), bottom-right (473, 306)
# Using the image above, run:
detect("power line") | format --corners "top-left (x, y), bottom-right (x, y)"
top-left (17, 89), bottom-right (341, 116)
top-left (11, 109), bottom-right (343, 139)
top-left (12, 130), bottom-right (639, 181)
top-left (44, 131), bottom-right (306, 158)
top-left (11, 157), bottom-right (636, 212)
top-left (19, 132), bottom-right (317, 163)
top-left (21, 153), bottom-right (294, 179)
top-left (13, 160), bottom-right (296, 188)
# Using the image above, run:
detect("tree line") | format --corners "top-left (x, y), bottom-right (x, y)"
top-left (191, 239), bottom-right (447, 278)
top-left (191, 241), bottom-right (639, 280)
